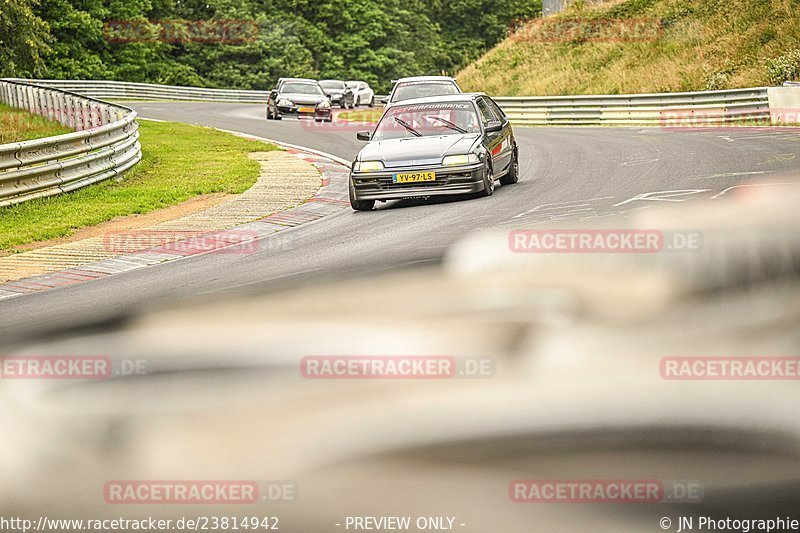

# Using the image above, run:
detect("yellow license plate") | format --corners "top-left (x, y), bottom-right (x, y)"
top-left (298, 107), bottom-right (316, 113)
top-left (393, 171), bottom-right (436, 183)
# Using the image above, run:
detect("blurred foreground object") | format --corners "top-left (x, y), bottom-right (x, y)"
top-left (2, 179), bottom-right (800, 532)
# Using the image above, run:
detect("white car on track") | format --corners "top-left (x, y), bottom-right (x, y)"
top-left (385, 76), bottom-right (461, 105)
top-left (346, 80), bottom-right (375, 107)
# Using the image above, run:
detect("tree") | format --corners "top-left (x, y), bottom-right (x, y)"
top-left (0, 0), bottom-right (50, 77)
top-left (13, 0), bottom-right (543, 91)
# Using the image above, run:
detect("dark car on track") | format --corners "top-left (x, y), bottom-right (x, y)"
top-left (319, 80), bottom-right (355, 109)
top-left (348, 93), bottom-right (519, 211)
top-left (384, 76), bottom-right (462, 105)
top-left (266, 78), bottom-right (333, 122)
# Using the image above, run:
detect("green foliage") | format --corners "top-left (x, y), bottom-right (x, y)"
top-left (766, 49), bottom-right (800, 86)
top-left (2, 0), bottom-right (541, 92)
top-left (0, 0), bottom-right (50, 77)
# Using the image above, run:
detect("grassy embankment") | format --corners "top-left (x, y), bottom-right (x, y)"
top-left (0, 107), bottom-right (276, 251)
top-left (457, 0), bottom-right (800, 96)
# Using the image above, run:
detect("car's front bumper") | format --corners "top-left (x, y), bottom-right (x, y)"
top-left (350, 162), bottom-right (485, 201)
top-left (277, 105), bottom-right (332, 119)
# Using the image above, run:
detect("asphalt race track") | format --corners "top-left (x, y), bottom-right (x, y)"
top-left (2, 101), bottom-right (800, 343)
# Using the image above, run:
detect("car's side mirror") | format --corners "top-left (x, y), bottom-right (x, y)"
top-left (486, 120), bottom-right (503, 132)
top-left (380, 97), bottom-right (388, 104)
top-left (356, 131), bottom-right (371, 141)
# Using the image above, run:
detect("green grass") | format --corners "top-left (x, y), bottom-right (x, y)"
top-left (0, 120), bottom-right (276, 251)
top-left (0, 103), bottom-right (72, 143)
top-left (457, 0), bottom-right (800, 96)
top-left (338, 108), bottom-right (383, 123)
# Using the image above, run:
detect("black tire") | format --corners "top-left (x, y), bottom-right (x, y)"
top-left (368, 96), bottom-right (374, 108)
top-left (499, 150), bottom-right (519, 185)
top-left (349, 179), bottom-right (375, 211)
top-left (340, 100), bottom-right (347, 109)
top-left (266, 106), bottom-right (274, 120)
top-left (325, 117), bottom-right (333, 123)
top-left (479, 162), bottom-right (494, 197)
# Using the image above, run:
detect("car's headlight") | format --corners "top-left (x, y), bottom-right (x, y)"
top-left (442, 153), bottom-right (480, 166)
top-left (318, 100), bottom-right (332, 109)
top-left (354, 160), bottom-right (384, 172)
top-left (277, 99), bottom-right (292, 107)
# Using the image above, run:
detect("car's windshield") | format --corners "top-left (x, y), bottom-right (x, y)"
top-left (320, 81), bottom-right (345, 90)
top-left (346, 81), bottom-right (359, 88)
top-left (391, 81), bottom-right (459, 103)
top-left (281, 82), bottom-right (323, 95)
top-left (372, 102), bottom-right (480, 141)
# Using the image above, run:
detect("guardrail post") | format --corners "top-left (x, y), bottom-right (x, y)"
top-left (36, 87), bottom-right (46, 116)
top-left (65, 94), bottom-right (74, 129)
top-left (26, 85), bottom-right (35, 114)
top-left (20, 85), bottom-right (29, 112)
top-left (47, 90), bottom-right (56, 122)
top-left (78, 98), bottom-right (89, 131)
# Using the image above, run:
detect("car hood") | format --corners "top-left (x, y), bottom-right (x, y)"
top-left (360, 134), bottom-right (480, 168)
top-left (279, 93), bottom-right (325, 105)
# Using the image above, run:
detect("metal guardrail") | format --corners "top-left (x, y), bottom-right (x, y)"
top-left (0, 80), bottom-right (141, 207)
top-left (7, 79), bottom-right (785, 128)
top-left (9, 79), bottom-right (269, 103)
top-left (494, 87), bottom-right (772, 126)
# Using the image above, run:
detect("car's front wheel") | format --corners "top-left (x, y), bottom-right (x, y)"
top-left (499, 150), bottom-right (519, 185)
top-left (349, 180), bottom-right (375, 211)
top-left (479, 162), bottom-right (494, 197)
top-left (368, 96), bottom-right (374, 107)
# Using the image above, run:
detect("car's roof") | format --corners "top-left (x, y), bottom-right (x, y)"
top-left (319, 79), bottom-right (345, 83)
top-left (385, 93), bottom-right (485, 107)
top-left (393, 76), bottom-right (457, 83)
top-left (279, 78), bottom-right (318, 84)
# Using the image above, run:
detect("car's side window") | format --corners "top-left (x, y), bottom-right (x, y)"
top-left (486, 98), bottom-right (507, 123)
top-left (476, 99), bottom-right (495, 124)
